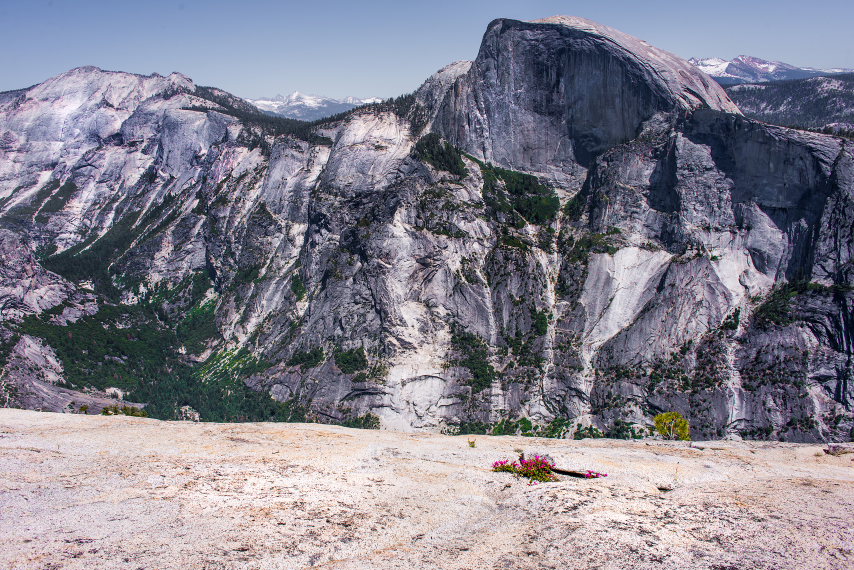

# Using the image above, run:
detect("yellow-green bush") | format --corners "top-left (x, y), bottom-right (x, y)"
top-left (653, 411), bottom-right (691, 440)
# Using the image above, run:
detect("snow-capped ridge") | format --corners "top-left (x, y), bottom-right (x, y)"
top-left (246, 91), bottom-right (382, 121)
top-left (689, 55), bottom-right (854, 85)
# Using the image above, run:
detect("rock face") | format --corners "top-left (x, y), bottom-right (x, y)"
top-left (432, 17), bottom-right (739, 177)
top-left (0, 17), bottom-right (852, 441)
top-left (0, 229), bottom-right (73, 319)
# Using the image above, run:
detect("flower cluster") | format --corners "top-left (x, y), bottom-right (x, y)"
top-left (583, 470), bottom-right (608, 478)
top-left (491, 455), bottom-right (558, 483)
top-left (491, 459), bottom-right (515, 473)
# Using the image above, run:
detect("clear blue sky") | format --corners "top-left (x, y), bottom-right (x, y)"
top-left (1, 0), bottom-right (852, 99)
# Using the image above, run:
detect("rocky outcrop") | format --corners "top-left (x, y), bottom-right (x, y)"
top-left (0, 18), bottom-right (852, 441)
top-left (566, 110), bottom-right (853, 441)
top-left (0, 230), bottom-right (74, 320)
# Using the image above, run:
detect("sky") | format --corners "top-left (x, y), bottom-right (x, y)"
top-left (1, 0), bottom-right (853, 99)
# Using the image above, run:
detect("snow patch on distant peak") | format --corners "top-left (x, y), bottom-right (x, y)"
top-left (689, 57), bottom-right (733, 77)
top-left (689, 55), bottom-right (854, 84)
top-left (343, 96), bottom-right (382, 105)
top-left (245, 91), bottom-right (382, 121)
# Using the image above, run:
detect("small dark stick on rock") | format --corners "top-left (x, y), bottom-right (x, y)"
top-left (551, 467), bottom-right (592, 478)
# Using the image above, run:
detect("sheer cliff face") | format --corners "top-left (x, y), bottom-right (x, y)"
top-left (432, 17), bottom-right (739, 178)
top-left (1, 18), bottom-right (852, 441)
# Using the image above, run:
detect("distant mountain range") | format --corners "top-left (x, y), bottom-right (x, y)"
top-left (246, 92), bottom-right (382, 121)
top-left (724, 73), bottom-right (854, 131)
top-left (689, 55), bottom-right (853, 85)
top-left (254, 56), bottom-right (854, 123)
top-left (250, 56), bottom-right (854, 123)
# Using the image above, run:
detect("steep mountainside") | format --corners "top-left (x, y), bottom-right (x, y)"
top-left (0, 18), bottom-right (852, 442)
top-left (689, 55), bottom-right (853, 85)
top-left (725, 74), bottom-right (854, 131)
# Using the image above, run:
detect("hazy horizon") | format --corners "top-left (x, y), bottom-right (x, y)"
top-left (2, 0), bottom-right (853, 100)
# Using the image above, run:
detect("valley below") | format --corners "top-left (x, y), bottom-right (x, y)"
top-left (1, 408), bottom-right (852, 570)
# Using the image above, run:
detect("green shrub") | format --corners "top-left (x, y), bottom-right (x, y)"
top-left (470, 158), bottom-right (559, 226)
top-left (176, 299), bottom-right (219, 353)
top-left (539, 417), bottom-right (572, 439)
top-left (352, 362), bottom-right (388, 384)
top-left (443, 417), bottom-right (574, 438)
top-left (101, 405), bottom-right (148, 417)
top-left (291, 274), bottom-right (307, 301)
top-left (754, 285), bottom-right (799, 327)
top-left (499, 234), bottom-right (529, 250)
top-left (501, 169), bottom-right (558, 224)
top-left (342, 413), bottom-right (381, 430)
top-left (513, 192), bottom-right (561, 225)
top-left (414, 133), bottom-right (467, 177)
top-left (287, 347), bottom-right (324, 370)
top-left (563, 192), bottom-right (586, 221)
top-left (335, 347), bottom-right (368, 374)
top-left (568, 231), bottom-right (620, 262)
top-left (491, 418), bottom-right (520, 436)
top-left (451, 326), bottom-right (497, 393)
top-left (606, 420), bottom-right (644, 439)
top-left (455, 421), bottom-right (491, 435)
top-left (531, 309), bottom-right (549, 336)
top-left (653, 412), bottom-right (691, 441)
top-left (720, 308), bottom-right (741, 330)
top-left (233, 264), bottom-right (262, 287)
top-left (573, 424), bottom-right (605, 439)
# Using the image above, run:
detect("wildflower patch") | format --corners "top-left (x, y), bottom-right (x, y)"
top-left (491, 454), bottom-right (609, 483)
top-left (491, 455), bottom-right (558, 483)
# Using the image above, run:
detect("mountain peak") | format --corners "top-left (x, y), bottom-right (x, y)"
top-left (519, 16), bottom-right (739, 114)
top-left (689, 55), bottom-right (854, 85)
top-left (431, 15), bottom-right (740, 174)
top-left (246, 91), bottom-right (381, 121)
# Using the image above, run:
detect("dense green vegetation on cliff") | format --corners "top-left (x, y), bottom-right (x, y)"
top-left (13, 272), bottom-right (307, 422)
